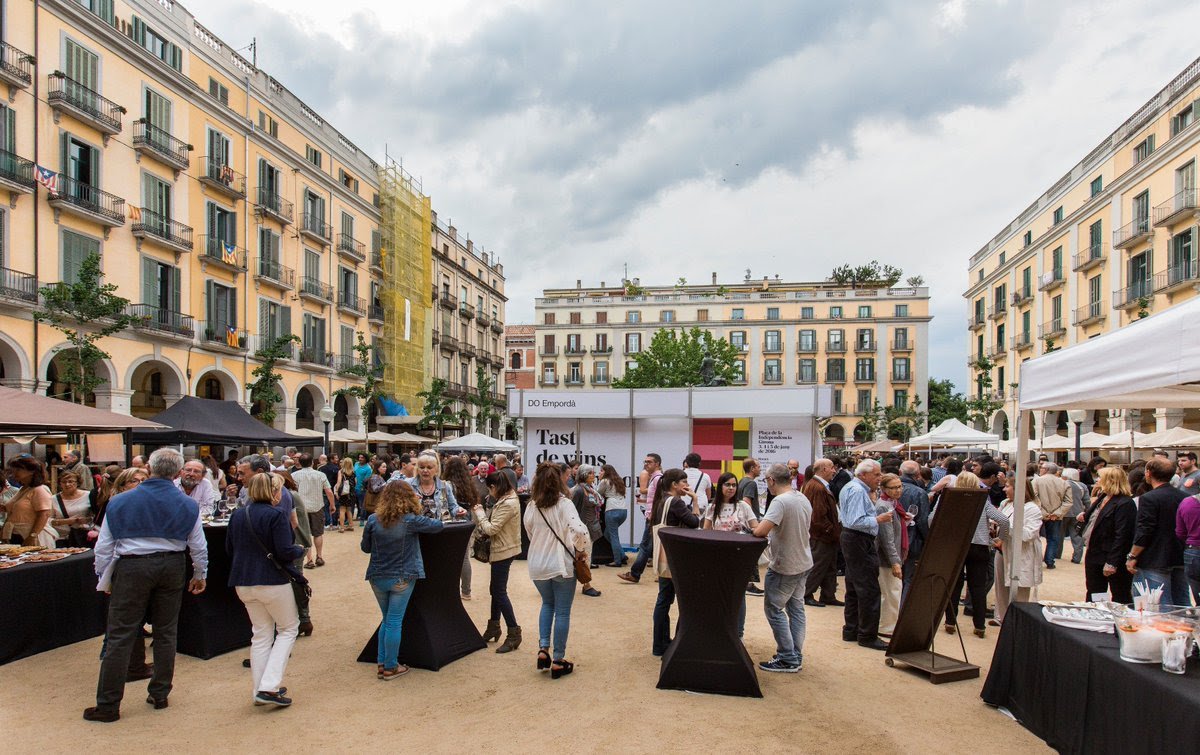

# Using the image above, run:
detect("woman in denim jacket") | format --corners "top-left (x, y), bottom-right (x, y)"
top-left (361, 480), bottom-right (443, 680)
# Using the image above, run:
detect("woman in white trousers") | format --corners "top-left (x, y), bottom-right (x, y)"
top-left (993, 477), bottom-right (1043, 626)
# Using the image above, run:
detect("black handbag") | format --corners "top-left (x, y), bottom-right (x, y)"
top-left (243, 507), bottom-right (312, 597)
top-left (472, 505), bottom-right (493, 563)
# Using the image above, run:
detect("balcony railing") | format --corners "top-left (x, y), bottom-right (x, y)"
top-left (1010, 331), bottom-right (1033, 350)
top-left (825, 371), bottom-right (846, 383)
top-left (337, 291), bottom-right (366, 315)
top-left (48, 72), bottom-right (125, 134)
top-left (986, 342), bottom-right (1006, 358)
top-left (298, 348), bottom-right (334, 367)
top-left (47, 174), bottom-right (125, 225)
top-left (967, 352), bottom-right (980, 368)
top-left (128, 304), bottom-right (194, 338)
top-left (490, 321), bottom-right (504, 334)
top-left (0, 267), bottom-right (37, 304)
top-left (247, 335), bottom-right (296, 360)
top-left (198, 320), bottom-right (248, 351)
top-left (540, 346), bottom-right (559, 356)
top-left (1073, 242), bottom-right (1106, 272)
top-left (440, 334), bottom-right (460, 351)
top-left (198, 157), bottom-right (246, 198)
top-left (368, 303), bottom-right (384, 322)
top-left (624, 346), bottom-right (642, 356)
top-left (299, 275), bottom-right (333, 301)
top-left (459, 301), bottom-right (475, 319)
top-left (763, 372), bottom-right (783, 385)
top-left (796, 373), bottom-right (818, 385)
top-left (438, 293), bottom-right (455, 311)
top-left (201, 237), bottom-right (246, 272)
top-left (255, 257), bottom-right (294, 288)
top-left (0, 148), bottom-right (35, 192)
top-left (1113, 279), bottom-right (1152, 310)
top-left (1011, 287), bottom-right (1033, 306)
top-left (590, 374), bottom-right (610, 386)
top-left (132, 120), bottom-right (191, 170)
top-left (1153, 189), bottom-right (1199, 227)
top-left (257, 188), bottom-right (294, 224)
top-left (334, 354), bottom-right (356, 372)
top-left (1154, 257), bottom-right (1200, 294)
top-left (854, 340), bottom-right (876, 352)
top-left (762, 341), bottom-right (783, 354)
top-left (301, 213), bottom-right (332, 242)
top-left (462, 343), bottom-right (478, 360)
top-left (1113, 217), bottom-right (1153, 249)
top-left (337, 233), bottom-right (365, 261)
top-left (1039, 318), bottom-right (1065, 339)
top-left (1073, 301), bottom-right (1106, 326)
top-left (854, 372), bottom-right (875, 384)
top-left (539, 376), bottom-right (560, 387)
top-left (0, 41), bottom-right (34, 89)
top-left (797, 341), bottom-right (818, 353)
top-left (987, 304), bottom-right (1007, 320)
top-left (891, 339), bottom-right (913, 351)
top-left (131, 208), bottom-right (193, 252)
top-left (1037, 268), bottom-right (1065, 292)
top-left (369, 249), bottom-right (384, 272)
top-left (891, 371), bottom-right (913, 383)
top-left (825, 341), bottom-right (847, 352)
top-left (591, 345), bottom-right (613, 354)
top-left (476, 312), bottom-right (492, 327)
top-left (564, 344), bottom-right (586, 356)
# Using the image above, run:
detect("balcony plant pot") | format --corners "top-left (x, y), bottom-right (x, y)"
top-left (238, 335), bottom-right (247, 348)
top-left (205, 327), bottom-right (215, 341)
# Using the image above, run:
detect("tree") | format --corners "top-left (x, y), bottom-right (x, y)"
top-left (335, 332), bottom-right (385, 443)
top-left (34, 254), bottom-right (137, 404)
top-left (247, 334), bottom-right (300, 426)
top-left (613, 327), bottom-right (740, 389)
top-left (905, 275), bottom-right (925, 287)
top-left (927, 378), bottom-right (969, 426)
top-left (417, 378), bottom-right (457, 440)
top-left (965, 357), bottom-right (1005, 427)
top-left (885, 394), bottom-right (927, 442)
top-left (470, 364), bottom-right (501, 435)
top-left (827, 260), bottom-right (903, 289)
top-left (857, 400), bottom-right (888, 441)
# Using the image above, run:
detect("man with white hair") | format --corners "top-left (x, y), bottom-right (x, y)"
top-left (86, 448), bottom-right (207, 722)
top-left (1031, 461), bottom-right (1072, 569)
top-left (175, 459), bottom-right (217, 515)
top-left (838, 459), bottom-right (893, 651)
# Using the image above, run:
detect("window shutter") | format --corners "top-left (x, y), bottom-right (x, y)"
top-left (169, 44), bottom-right (182, 71)
top-left (206, 202), bottom-right (217, 238)
top-left (142, 257), bottom-right (156, 306)
top-left (0, 106), bottom-right (13, 154)
top-left (98, 0), bottom-right (114, 24)
top-left (206, 280), bottom-right (216, 324)
top-left (229, 289), bottom-right (238, 330)
top-left (171, 266), bottom-right (181, 313)
top-left (281, 305), bottom-right (292, 337)
top-left (132, 17), bottom-right (146, 45)
top-left (258, 298), bottom-right (269, 339)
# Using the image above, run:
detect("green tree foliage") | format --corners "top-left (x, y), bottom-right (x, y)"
top-left (828, 260), bottom-right (903, 289)
top-left (35, 253), bottom-right (136, 404)
top-left (927, 378), bottom-right (969, 426)
top-left (471, 364), bottom-right (502, 434)
top-left (613, 327), bottom-right (740, 389)
top-left (417, 378), bottom-right (458, 440)
top-left (886, 394), bottom-right (927, 442)
top-left (247, 334), bottom-right (300, 426)
top-left (336, 332), bottom-right (385, 442)
top-left (965, 358), bottom-right (1005, 427)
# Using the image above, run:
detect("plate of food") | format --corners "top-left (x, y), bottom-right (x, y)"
top-left (44, 547), bottom-right (89, 555)
top-left (0, 560), bottom-right (22, 569)
top-left (22, 553), bottom-right (68, 563)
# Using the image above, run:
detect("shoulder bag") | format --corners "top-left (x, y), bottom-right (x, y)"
top-left (651, 496), bottom-right (675, 579)
top-left (537, 504), bottom-right (590, 584)
top-left (244, 507), bottom-right (311, 597)
top-left (472, 504), bottom-right (493, 563)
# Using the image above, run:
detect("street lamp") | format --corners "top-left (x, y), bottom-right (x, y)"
top-left (318, 403), bottom-right (336, 457)
top-left (1066, 409), bottom-right (1088, 464)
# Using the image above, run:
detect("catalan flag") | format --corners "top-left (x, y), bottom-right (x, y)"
top-left (225, 325), bottom-right (239, 348)
top-left (221, 242), bottom-right (239, 266)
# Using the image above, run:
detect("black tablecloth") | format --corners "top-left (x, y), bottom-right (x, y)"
top-left (177, 525), bottom-right (251, 659)
top-left (656, 528), bottom-right (767, 697)
top-left (518, 494), bottom-right (530, 559)
top-left (357, 521), bottom-right (485, 670)
top-left (0, 551), bottom-right (107, 665)
top-left (981, 602), bottom-right (1200, 754)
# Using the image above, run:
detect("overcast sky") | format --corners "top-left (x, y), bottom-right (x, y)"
top-left (202, 0), bottom-right (1200, 390)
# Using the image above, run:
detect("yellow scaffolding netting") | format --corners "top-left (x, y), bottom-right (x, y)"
top-left (377, 157), bottom-right (431, 413)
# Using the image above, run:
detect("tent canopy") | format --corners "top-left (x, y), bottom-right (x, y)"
top-left (907, 418), bottom-right (999, 447)
top-left (435, 433), bottom-right (518, 452)
top-left (1019, 295), bottom-right (1200, 411)
top-left (0, 386), bottom-right (164, 434)
top-left (1136, 426), bottom-right (1200, 449)
top-left (849, 439), bottom-right (902, 454)
top-left (131, 396), bottom-right (319, 446)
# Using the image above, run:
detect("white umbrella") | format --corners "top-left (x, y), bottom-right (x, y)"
top-left (1138, 426), bottom-right (1200, 449)
top-left (1077, 431), bottom-right (1112, 449)
top-left (288, 428), bottom-right (325, 437)
top-left (435, 432), bottom-right (518, 452)
top-left (1101, 430), bottom-right (1153, 449)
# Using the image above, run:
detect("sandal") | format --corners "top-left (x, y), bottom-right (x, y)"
top-left (315, 557), bottom-right (325, 567)
top-left (380, 665), bottom-right (409, 681)
top-left (537, 649), bottom-right (551, 671)
top-left (304, 562), bottom-right (316, 569)
top-left (550, 659), bottom-right (574, 679)
top-left (376, 664), bottom-right (384, 679)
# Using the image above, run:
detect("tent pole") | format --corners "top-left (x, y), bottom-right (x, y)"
top-left (1012, 411), bottom-right (1029, 585)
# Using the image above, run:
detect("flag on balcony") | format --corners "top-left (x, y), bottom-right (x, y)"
top-left (226, 325), bottom-right (239, 348)
top-left (222, 243), bottom-right (239, 266)
top-left (128, 206), bottom-right (142, 222)
top-left (34, 166), bottom-right (59, 196)
top-left (220, 165), bottom-right (234, 184)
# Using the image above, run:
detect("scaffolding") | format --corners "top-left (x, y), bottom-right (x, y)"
top-left (377, 156), bottom-right (431, 412)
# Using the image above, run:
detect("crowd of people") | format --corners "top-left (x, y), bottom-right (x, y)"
top-left (5, 439), bottom-right (1200, 719)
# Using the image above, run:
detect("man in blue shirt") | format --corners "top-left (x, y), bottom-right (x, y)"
top-left (838, 459), bottom-right (893, 651)
top-left (353, 453), bottom-right (372, 524)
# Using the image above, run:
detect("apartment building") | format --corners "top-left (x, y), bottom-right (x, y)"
top-left (504, 324), bottom-right (536, 391)
top-left (534, 276), bottom-right (930, 446)
top-left (964, 55), bottom-right (1200, 439)
top-left (0, 0), bottom-right (427, 434)
top-left (429, 212), bottom-right (507, 436)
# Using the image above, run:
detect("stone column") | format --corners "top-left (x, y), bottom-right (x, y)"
top-left (1155, 408), bottom-right (1184, 432)
top-left (94, 388), bottom-right (135, 415)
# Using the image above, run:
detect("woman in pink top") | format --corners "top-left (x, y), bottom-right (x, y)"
top-left (1175, 495), bottom-right (1200, 603)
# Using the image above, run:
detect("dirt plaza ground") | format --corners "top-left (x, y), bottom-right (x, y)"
top-left (4, 530), bottom-right (1071, 753)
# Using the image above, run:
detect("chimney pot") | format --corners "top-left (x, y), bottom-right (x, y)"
top-left (576, 279), bottom-right (581, 288)
top-left (712, 272), bottom-right (717, 285)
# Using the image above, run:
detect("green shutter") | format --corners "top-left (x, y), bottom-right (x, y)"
top-left (98, 0), bottom-right (114, 23)
top-left (206, 202), bottom-right (217, 239)
top-left (258, 298), bottom-right (269, 340)
top-left (171, 266), bottom-right (181, 314)
top-left (281, 306), bottom-right (292, 337)
top-left (229, 289), bottom-right (237, 330)
top-left (206, 280), bottom-right (216, 325)
top-left (132, 17), bottom-right (147, 45)
top-left (0, 106), bottom-right (13, 154)
top-left (169, 44), bottom-right (182, 71)
top-left (142, 257), bottom-right (156, 306)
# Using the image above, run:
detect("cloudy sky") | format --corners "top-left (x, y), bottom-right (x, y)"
top-left (202, 0), bottom-right (1200, 389)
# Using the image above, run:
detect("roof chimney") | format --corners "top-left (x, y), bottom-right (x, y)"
top-left (466, 239), bottom-right (473, 253)
top-left (576, 279), bottom-right (581, 288)
top-left (711, 272), bottom-right (717, 285)
top-left (600, 281), bottom-right (605, 288)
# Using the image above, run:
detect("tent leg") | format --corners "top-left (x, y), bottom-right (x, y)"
top-left (1011, 412), bottom-right (1030, 586)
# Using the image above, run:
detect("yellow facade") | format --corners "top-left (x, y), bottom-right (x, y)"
top-left (964, 55), bottom-right (1200, 438)
top-left (0, 0), bottom-right (436, 433)
top-left (534, 278), bottom-right (931, 446)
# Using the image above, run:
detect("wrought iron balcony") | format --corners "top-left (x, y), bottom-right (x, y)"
top-left (891, 370), bottom-right (913, 383)
top-left (337, 233), bottom-right (365, 262)
top-left (444, 381), bottom-right (468, 398)
top-left (0, 148), bottom-right (35, 194)
top-left (590, 374), bottom-right (610, 386)
top-left (299, 275), bottom-right (333, 302)
top-left (257, 188), bottom-right (293, 224)
top-left (476, 312), bottom-right (492, 327)
top-left (854, 340), bottom-right (876, 352)
top-left (440, 334), bottom-right (460, 351)
top-left (796, 341), bottom-right (818, 354)
top-left (48, 72), bottom-right (125, 135)
top-left (564, 344), bottom-right (586, 356)
top-left (199, 157), bottom-right (245, 198)
top-left (1153, 257), bottom-right (1200, 295)
top-left (301, 213), bottom-right (332, 244)
top-left (539, 376), bottom-right (560, 387)
top-left (298, 347), bottom-right (334, 368)
top-left (201, 236), bottom-right (246, 272)
top-left (762, 341), bottom-right (784, 354)
top-left (131, 208), bottom-right (193, 253)
top-left (1010, 331), bottom-right (1033, 350)
top-left (825, 340), bottom-right (847, 352)
top-left (458, 301), bottom-right (475, 319)
top-left (128, 304), bottom-right (194, 339)
top-left (0, 267), bottom-right (37, 304)
top-left (334, 354), bottom-right (356, 372)
top-left (987, 304), bottom-right (1007, 320)
top-left (490, 321), bottom-right (504, 335)
top-left (254, 257), bottom-right (294, 289)
top-left (368, 303), bottom-right (384, 322)
top-left (132, 120), bottom-right (191, 171)
top-left (1037, 268), bottom-right (1065, 292)
top-left (438, 294), bottom-right (455, 311)
top-left (1073, 301), bottom-right (1106, 326)
top-left (1011, 286), bottom-right (1033, 306)
top-left (0, 41), bottom-right (34, 90)
top-left (564, 375), bottom-right (585, 386)
top-left (1039, 318), bottom-right (1065, 339)
top-left (591, 344), bottom-right (613, 354)
top-left (967, 312), bottom-right (985, 330)
top-left (986, 341), bottom-right (1006, 358)
top-left (854, 372), bottom-right (876, 384)
top-left (540, 346), bottom-right (560, 356)
top-left (1153, 189), bottom-right (1199, 227)
top-left (338, 291), bottom-right (366, 316)
top-left (47, 174), bottom-right (125, 226)
top-left (1113, 279), bottom-right (1152, 310)
top-left (891, 339), bottom-right (913, 351)
top-left (369, 249), bottom-right (383, 274)
top-left (796, 373), bottom-right (818, 385)
top-left (1073, 243), bottom-right (1106, 272)
top-left (198, 320), bottom-right (248, 352)
top-left (462, 343), bottom-right (478, 360)
top-left (825, 370), bottom-right (846, 383)
top-left (1113, 217), bottom-right (1153, 250)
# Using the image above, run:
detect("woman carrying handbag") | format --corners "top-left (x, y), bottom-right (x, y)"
top-left (523, 462), bottom-right (590, 678)
top-left (650, 469), bottom-right (701, 657)
top-left (472, 470), bottom-right (522, 653)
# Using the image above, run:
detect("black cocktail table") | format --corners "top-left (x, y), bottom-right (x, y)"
top-left (178, 524), bottom-right (251, 659)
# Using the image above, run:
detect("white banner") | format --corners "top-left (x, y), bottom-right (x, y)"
top-left (751, 417), bottom-right (815, 471)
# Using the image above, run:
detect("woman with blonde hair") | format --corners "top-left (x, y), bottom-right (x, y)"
top-left (1081, 466), bottom-right (1136, 604)
top-left (940, 469), bottom-right (1009, 638)
top-left (361, 480), bottom-right (444, 680)
top-left (334, 458), bottom-right (357, 532)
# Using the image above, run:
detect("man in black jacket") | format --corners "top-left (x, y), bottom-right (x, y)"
top-left (829, 457), bottom-right (853, 499)
top-left (898, 461), bottom-right (929, 600)
top-left (1127, 458), bottom-right (1190, 605)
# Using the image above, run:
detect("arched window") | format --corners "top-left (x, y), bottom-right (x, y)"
top-left (510, 351), bottom-right (522, 370)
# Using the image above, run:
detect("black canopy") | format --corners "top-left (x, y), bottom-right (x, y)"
top-left (130, 396), bottom-right (320, 446)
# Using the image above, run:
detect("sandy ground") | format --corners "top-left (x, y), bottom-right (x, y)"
top-left (3, 531), bottom-right (1078, 754)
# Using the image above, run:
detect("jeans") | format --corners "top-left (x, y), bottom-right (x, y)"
top-left (1068, 528), bottom-right (1085, 562)
top-left (356, 489), bottom-right (367, 522)
top-left (533, 576), bottom-right (576, 660)
top-left (630, 518), bottom-right (653, 579)
top-left (1135, 566), bottom-right (1193, 607)
top-left (490, 556), bottom-right (518, 627)
top-left (370, 577), bottom-right (416, 670)
top-left (763, 569), bottom-right (809, 665)
top-left (652, 577), bottom-right (677, 655)
top-left (1043, 520), bottom-right (1062, 567)
top-left (605, 509), bottom-right (628, 565)
top-left (1185, 548), bottom-right (1200, 605)
top-left (236, 584), bottom-right (299, 697)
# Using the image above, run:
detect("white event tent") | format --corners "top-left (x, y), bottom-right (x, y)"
top-left (435, 432), bottom-right (519, 453)
top-left (906, 418), bottom-right (1000, 451)
top-left (1010, 295), bottom-right (1200, 584)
